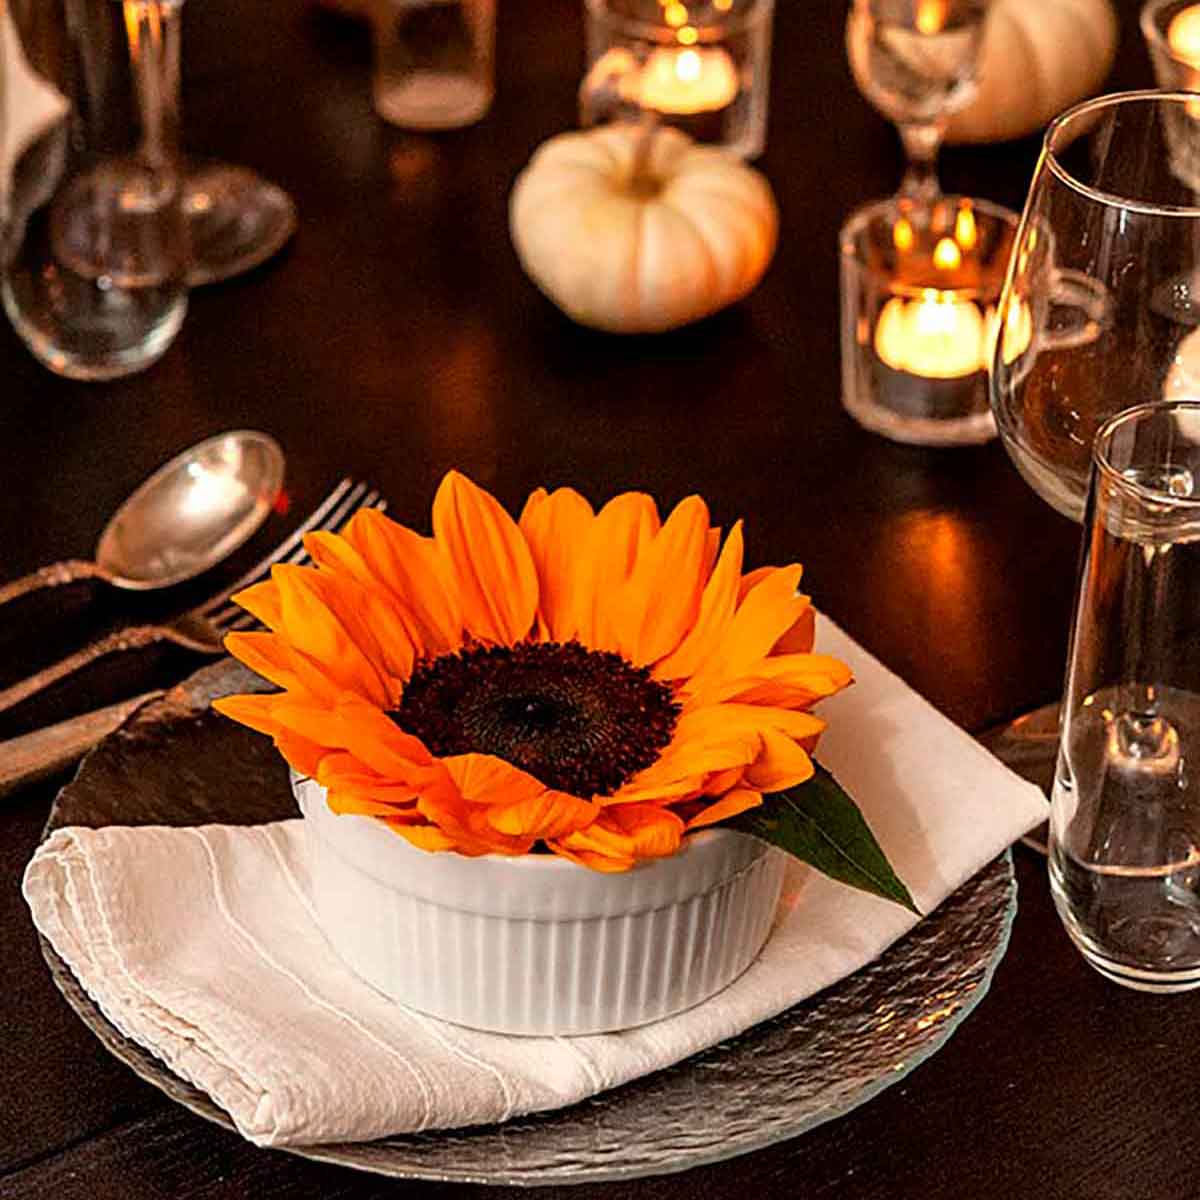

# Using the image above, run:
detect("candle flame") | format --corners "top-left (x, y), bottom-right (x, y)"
top-left (677, 24), bottom-right (699, 45)
top-left (916, 0), bottom-right (947, 36)
top-left (664, 2), bottom-right (688, 29)
top-left (893, 217), bottom-right (915, 253)
top-left (675, 48), bottom-right (702, 82)
top-left (933, 236), bottom-right (962, 271)
top-left (954, 203), bottom-right (977, 251)
top-left (714, 0), bottom-right (733, 9)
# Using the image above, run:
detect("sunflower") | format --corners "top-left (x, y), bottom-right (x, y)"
top-left (214, 472), bottom-right (852, 872)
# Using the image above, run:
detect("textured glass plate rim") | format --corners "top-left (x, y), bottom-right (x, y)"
top-left (37, 672), bottom-right (1018, 1187)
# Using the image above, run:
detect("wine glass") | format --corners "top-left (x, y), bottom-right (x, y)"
top-left (986, 90), bottom-right (1200, 805)
top-left (184, 164), bottom-right (297, 287)
top-left (846, 0), bottom-right (991, 205)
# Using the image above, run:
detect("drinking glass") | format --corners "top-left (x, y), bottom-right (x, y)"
top-left (371, 0), bottom-right (496, 130)
top-left (1, 0), bottom-right (189, 379)
top-left (846, 0), bottom-right (991, 204)
top-left (580, 0), bottom-right (776, 160)
top-left (985, 91), bottom-right (1200, 796)
top-left (1050, 401), bottom-right (1200, 991)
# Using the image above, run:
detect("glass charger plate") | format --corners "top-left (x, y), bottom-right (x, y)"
top-left (40, 658), bottom-right (1017, 1187)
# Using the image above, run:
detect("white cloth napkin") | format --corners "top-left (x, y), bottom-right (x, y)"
top-left (23, 617), bottom-right (1047, 1148)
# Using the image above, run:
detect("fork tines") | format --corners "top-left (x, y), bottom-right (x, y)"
top-left (202, 479), bottom-right (386, 635)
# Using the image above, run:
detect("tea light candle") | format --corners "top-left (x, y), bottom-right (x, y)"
top-left (637, 46), bottom-right (739, 115)
top-left (1168, 5), bottom-right (1200, 64)
top-left (875, 289), bottom-right (987, 380)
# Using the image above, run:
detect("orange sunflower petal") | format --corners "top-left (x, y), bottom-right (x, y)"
top-left (222, 631), bottom-right (304, 692)
top-left (612, 494), bottom-right (710, 667)
top-left (488, 789), bottom-right (599, 840)
top-left (742, 727), bottom-right (816, 792)
top-left (432, 471), bottom-right (537, 645)
top-left (604, 803), bottom-right (684, 858)
top-left (231, 579), bottom-right (283, 630)
top-left (342, 508), bottom-right (464, 656)
top-left (273, 730), bottom-right (329, 778)
top-left (333, 694), bottom-right (434, 777)
top-left (685, 787), bottom-right (763, 829)
top-left (583, 491), bottom-right (660, 650)
top-left (519, 486), bottom-right (596, 642)
top-left (273, 564), bottom-right (390, 706)
top-left (654, 521), bottom-right (744, 682)
top-left (686, 565), bottom-right (807, 699)
top-left (773, 598), bottom-right (816, 654)
top-left (302, 530), bottom-right (374, 588)
top-left (389, 823), bottom-right (462, 853)
top-left (212, 693), bottom-right (286, 736)
top-left (548, 823), bottom-right (637, 871)
top-left (706, 652), bottom-right (854, 708)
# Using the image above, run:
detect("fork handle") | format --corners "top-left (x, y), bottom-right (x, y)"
top-left (0, 691), bottom-right (163, 798)
top-left (0, 626), bottom-right (166, 714)
top-left (0, 560), bottom-right (110, 608)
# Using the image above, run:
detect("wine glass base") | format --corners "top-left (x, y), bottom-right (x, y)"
top-left (977, 699), bottom-right (1059, 854)
top-left (185, 165), bottom-right (297, 287)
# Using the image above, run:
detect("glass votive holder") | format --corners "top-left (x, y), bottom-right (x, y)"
top-left (580, 0), bottom-right (775, 159)
top-left (371, 0), bottom-right (495, 130)
top-left (839, 196), bottom-right (1023, 447)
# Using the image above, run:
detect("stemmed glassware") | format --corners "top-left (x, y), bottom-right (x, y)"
top-left (0, 0), bottom-right (294, 381)
top-left (846, 0), bottom-right (991, 205)
top-left (988, 91), bottom-right (1200, 836)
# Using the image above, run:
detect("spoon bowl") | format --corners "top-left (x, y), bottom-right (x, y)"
top-left (95, 431), bottom-right (285, 590)
top-left (0, 431), bottom-right (285, 608)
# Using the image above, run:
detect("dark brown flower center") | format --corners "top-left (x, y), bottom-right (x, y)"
top-left (391, 641), bottom-right (680, 798)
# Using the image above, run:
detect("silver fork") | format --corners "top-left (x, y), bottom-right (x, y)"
top-left (0, 478), bottom-right (385, 714)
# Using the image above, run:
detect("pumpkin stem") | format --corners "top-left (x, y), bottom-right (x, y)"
top-left (630, 110), bottom-right (661, 193)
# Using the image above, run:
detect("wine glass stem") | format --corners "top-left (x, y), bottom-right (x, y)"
top-left (898, 120), bottom-right (944, 204)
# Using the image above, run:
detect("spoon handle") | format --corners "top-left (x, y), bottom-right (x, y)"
top-left (0, 560), bottom-right (111, 608)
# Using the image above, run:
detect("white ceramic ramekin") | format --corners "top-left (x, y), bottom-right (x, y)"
top-left (293, 775), bottom-right (786, 1035)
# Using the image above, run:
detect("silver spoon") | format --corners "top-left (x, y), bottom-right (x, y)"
top-left (0, 430), bottom-right (286, 606)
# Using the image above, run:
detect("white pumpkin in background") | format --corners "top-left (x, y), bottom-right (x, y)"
top-left (509, 124), bottom-right (778, 334)
top-left (945, 0), bottom-right (1119, 143)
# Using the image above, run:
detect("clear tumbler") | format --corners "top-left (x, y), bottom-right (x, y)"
top-left (372, 0), bottom-right (496, 130)
top-left (1051, 401), bottom-right (1200, 992)
top-left (1, 0), bottom-right (189, 379)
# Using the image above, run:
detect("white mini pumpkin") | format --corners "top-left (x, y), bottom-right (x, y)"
top-left (945, 0), bottom-right (1119, 144)
top-left (509, 124), bottom-right (778, 334)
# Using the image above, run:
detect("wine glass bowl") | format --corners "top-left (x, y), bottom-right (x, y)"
top-left (991, 91), bottom-right (1200, 523)
top-left (846, 0), bottom-right (991, 202)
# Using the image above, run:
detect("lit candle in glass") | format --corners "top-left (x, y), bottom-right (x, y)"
top-left (875, 287), bottom-right (987, 379)
top-left (1168, 5), bottom-right (1200, 65)
top-left (637, 45), bottom-right (740, 115)
top-left (580, 0), bottom-right (773, 158)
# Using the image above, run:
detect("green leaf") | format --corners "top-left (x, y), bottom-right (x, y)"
top-left (728, 762), bottom-right (920, 915)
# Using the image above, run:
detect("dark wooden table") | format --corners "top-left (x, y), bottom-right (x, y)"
top-left (2, 1), bottom-right (1193, 1195)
